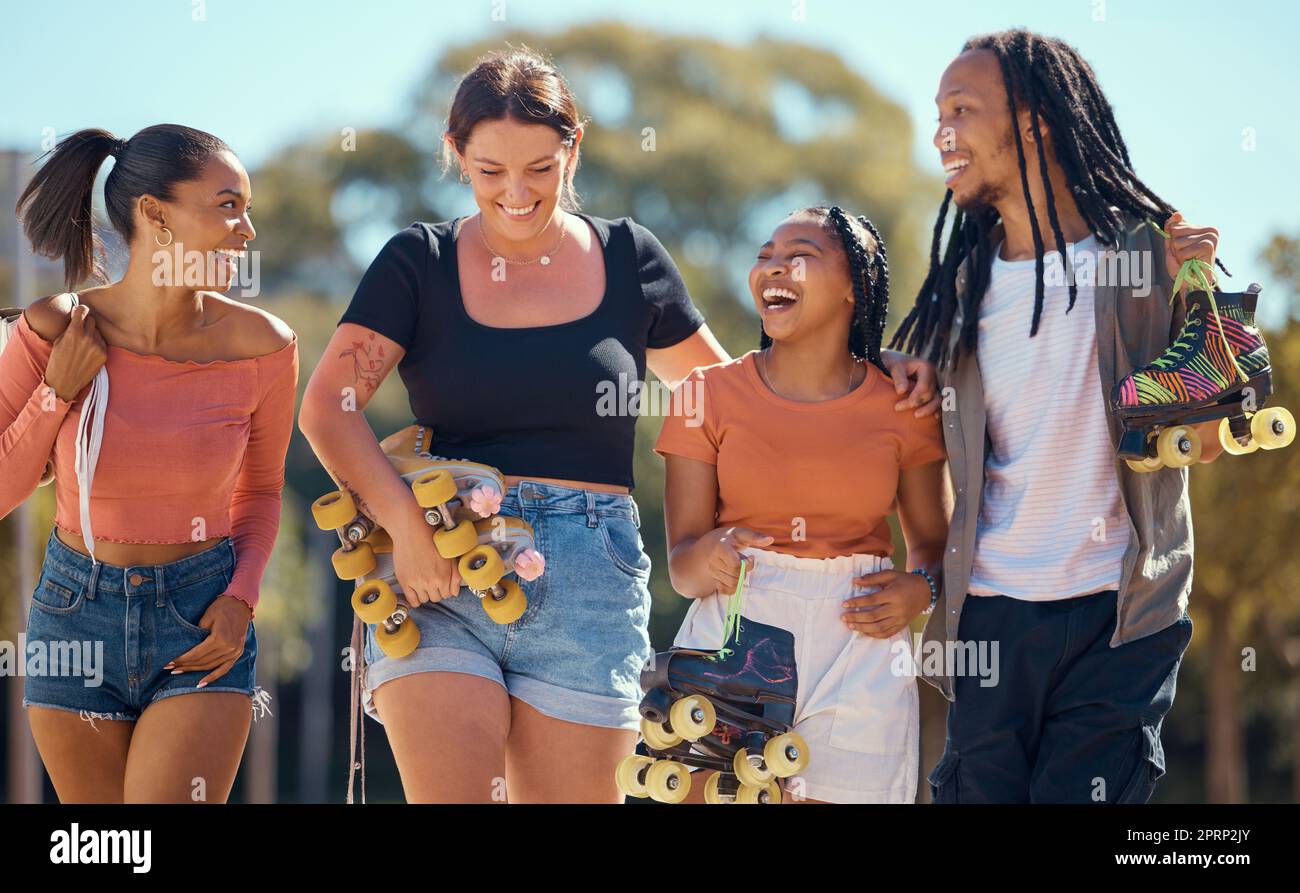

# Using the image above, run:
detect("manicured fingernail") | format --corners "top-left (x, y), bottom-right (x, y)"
top-left (170, 669), bottom-right (182, 675)
top-left (163, 663), bottom-right (174, 670)
top-left (196, 681), bottom-right (207, 689)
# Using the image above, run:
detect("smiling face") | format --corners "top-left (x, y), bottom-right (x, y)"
top-left (452, 116), bottom-right (577, 241)
top-left (750, 212), bottom-right (855, 344)
top-left (932, 48), bottom-right (1023, 211)
top-left (142, 151), bottom-right (254, 290)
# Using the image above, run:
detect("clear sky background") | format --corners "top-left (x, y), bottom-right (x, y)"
top-left (3, 0), bottom-right (1297, 317)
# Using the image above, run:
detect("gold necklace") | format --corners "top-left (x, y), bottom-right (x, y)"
top-left (477, 214), bottom-right (568, 266)
top-left (759, 349), bottom-right (862, 401)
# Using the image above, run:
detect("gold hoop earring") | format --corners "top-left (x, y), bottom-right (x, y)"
top-left (155, 227), bottom-right (173, 248)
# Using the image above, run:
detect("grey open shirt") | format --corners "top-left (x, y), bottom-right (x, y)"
top-left (922, 213), bottom-right (1193, 701)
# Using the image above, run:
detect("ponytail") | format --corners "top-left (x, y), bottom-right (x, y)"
top-left (16, 123), bottom-right (232, 289)
top-left (16, 128), bottom-right (118, 288)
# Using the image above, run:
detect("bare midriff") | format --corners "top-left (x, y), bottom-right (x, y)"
top-left (54, 526), bottom-right (230, 566)
top-left (502, 474), bottom-right (629, 495)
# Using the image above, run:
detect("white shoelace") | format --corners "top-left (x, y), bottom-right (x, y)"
top-left (74, 366), bottom-right (108, 563)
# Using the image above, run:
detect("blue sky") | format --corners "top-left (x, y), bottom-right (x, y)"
top-left (4, 0), bottom-right (1298, 319)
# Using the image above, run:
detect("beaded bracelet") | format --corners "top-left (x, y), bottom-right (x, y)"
top-left (912, 567), bottom-right (939, 615)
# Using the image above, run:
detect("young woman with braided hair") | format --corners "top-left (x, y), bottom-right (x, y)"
top-left (654, 207), bottom-right (949, 803)
top-left (891, 29), bottom-right (1227, 803)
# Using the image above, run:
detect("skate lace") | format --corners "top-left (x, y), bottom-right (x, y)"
top-left (1150, 315), bottom-right (1201, 370)
top-left (709, 560), bottom-right (747, 662)
top-left (1148, 221), bottom-right (1247, 384)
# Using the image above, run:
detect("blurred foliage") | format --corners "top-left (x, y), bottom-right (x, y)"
top-left (1159, 232), bottom-right (1300, 802)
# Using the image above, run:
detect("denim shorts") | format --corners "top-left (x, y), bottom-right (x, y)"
top-left (22, 528), bottom-right (258, 722)
top-left (361, 480), bottom-right (653, 729)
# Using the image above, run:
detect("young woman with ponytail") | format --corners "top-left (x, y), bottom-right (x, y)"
top-left (1, 125), bottom-right (298, 802)
top-left (654, 207), bottom-right (950, 803)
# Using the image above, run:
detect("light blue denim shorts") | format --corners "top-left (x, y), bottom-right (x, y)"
top-left (361, 480), bottom-right (653, 729)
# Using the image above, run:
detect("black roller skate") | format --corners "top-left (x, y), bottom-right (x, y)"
top-left (614, 616), bottom-right (809, 804)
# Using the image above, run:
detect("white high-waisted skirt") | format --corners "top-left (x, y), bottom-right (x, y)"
top-left (672, 547), bottom-right (919, 803)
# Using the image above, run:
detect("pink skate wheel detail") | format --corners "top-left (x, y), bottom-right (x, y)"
top-left (514, 548), bottom-right (545, 581)
top-left (469, 485), bottom-right (502, 517)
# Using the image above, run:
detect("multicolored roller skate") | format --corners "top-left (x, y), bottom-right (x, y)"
top-left (1111, 283), bottom-right (1294, 472)
top-left (615, 614), bottom-right (809, 804)
top-left (311, 424), bottom-right (545, 656)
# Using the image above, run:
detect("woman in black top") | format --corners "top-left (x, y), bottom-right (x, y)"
top-left (300, 48), bottom-right (938, 803)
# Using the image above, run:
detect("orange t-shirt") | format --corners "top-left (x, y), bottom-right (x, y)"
top-left (653, 351), bottom-right (946, 559)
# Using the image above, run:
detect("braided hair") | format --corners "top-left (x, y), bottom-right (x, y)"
top-left (890, 29), bottom-right (1228, 367)
top-left (759, 205), bottom-right (891, 377)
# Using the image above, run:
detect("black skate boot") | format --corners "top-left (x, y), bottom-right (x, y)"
top-left (614, 616), bottom-right (809, 804)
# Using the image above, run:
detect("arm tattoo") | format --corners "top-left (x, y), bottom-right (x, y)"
top-left (338, 331), bottom-right (386, 397)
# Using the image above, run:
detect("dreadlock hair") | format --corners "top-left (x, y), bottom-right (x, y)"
top-left (890, 29), bottom-right (1229, 368)
top-left (758, 205), bottom-right (891, 377)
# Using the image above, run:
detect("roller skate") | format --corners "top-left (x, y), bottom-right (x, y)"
top-left (615, 616), bottom-right (809, 804)
top-left (345, 517), bottom-right (544, 657)
top-left (1112, 283), bottom-right (1294, 472)
top-left (311, 424), bottom-right (545, 656)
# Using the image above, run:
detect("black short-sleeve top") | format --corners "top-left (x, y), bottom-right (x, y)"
top-left (337, 213), bottom-right (706, 489)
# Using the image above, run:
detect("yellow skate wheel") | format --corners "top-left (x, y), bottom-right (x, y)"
top-left (376, 619), bottom-right (420, 658)
top-left (365, 527), bottom-right (394, 554)
top-left (733, 748), bottom-right (774, 787)
top-left (311, 490), bottom-right (356, 530)
top-left (645, 760), bottom-right (691, 804)
top-left (482, 579), bottom-right (526, 625)
top-left (1125, 455), bottom-right (1164, 473)
top-left (668, 695), bottom-right (716, 741)
top-left (352, 580), bottom-right (398, 624)
top-left (702, 771), bottom-right (726, 804)
top-left (1217, 418), bottom-right (1259, 456)
top-left (412, 470), bottom-right (458, 508)
top-left (614, 754), bottom-right (654, 799)
top-left (433, 519), bottom-right (479, 559)
top-left (332, 542), bottom-right (376, 580)
top-left (1251, 407), bottom-right (1296, 450)
top-left (459, 544), bottom-right (506, 590)
top-left (764, 731), bottom-right (810, 777)
top-left (640, 716), bottom-right (682, 751)
top-left (1156, 425), bottom-right (1201, 468)
top-left (736, 780), bottom-right (782, 804)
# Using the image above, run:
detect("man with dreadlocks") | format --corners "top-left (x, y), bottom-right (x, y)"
top-left (648, 207), bottom-right (949, 803)
top-left (891, 29), bottom-right (1224, 804)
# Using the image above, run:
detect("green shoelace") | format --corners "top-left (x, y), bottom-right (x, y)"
top-left (1150, 315), bottom-right (1202, 370)
top-left (707, 559), bottom-right (748, 662)
top-left (1147, 221), bottom-right (1247, 384)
